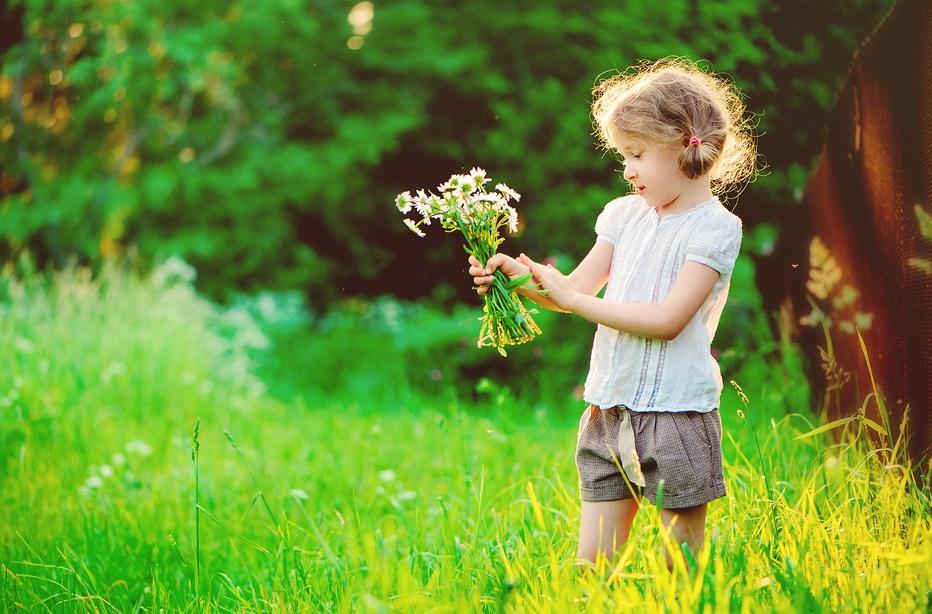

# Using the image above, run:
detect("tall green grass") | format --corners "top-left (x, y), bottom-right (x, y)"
top-left (0, 255), bottom-right (929, 612)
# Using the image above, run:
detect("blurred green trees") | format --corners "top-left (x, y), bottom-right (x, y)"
top-left (1, 0), bottom-right (893, 306)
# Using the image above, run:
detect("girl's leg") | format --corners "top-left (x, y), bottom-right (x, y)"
top-left (576, 498), bottom-right (640, 568)
top-left (659, 502), bottom-right (707, 572)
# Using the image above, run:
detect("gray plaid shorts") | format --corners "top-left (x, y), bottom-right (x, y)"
top-left (575, 403), bottom-right (727, 509)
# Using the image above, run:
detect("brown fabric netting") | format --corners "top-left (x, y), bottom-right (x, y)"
top-left (786, 0), bottom-right (931, 469)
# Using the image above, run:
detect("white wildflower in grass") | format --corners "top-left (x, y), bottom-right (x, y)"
top-left (290, 488), bottom-right (310, 500)
top-left (151, 255), bottom-right (197, 287)
top-left (394, 168), bottom-right (543, 356)
top-left (99, 464), bottom-right (114, 478)
top-left (85, 475), bottom-right (104, 489)
top-left (111, 453), bottom-right (126, 465)
top-left (495, 183), bottom-right (521, 202)
top-left (125, 439), bottom-right (153, 456)
top-left (101, 360), bottom-right (126, 384)
top-left (14, 337), bottom-right (33, 353)
top-left (378, 469), bottom-right (397, 483)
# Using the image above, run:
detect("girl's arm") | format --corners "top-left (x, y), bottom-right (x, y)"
top-left (567, 239), bottom-right (614, 297)
top-left (518, 239), bottom-right (614, 313)
top-left (569, 260), bottom-right (721, 340)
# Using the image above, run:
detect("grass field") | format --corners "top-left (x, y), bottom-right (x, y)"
top-left (1, 257), bottom-right (929, 612)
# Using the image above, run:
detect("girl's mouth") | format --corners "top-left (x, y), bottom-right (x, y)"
top-left (637, 186), bottom-right (646, 193)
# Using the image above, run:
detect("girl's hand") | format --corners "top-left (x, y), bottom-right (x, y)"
top-left (467, 253), bottom-right (524, 296)
top-left (518, 253), bottom-right (580, 312)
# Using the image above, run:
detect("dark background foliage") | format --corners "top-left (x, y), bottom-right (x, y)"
top-left (1, 0), bottom-right (894, 312)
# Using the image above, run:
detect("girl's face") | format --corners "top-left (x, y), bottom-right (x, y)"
top-left (619, 141), bottom-right (689, 208)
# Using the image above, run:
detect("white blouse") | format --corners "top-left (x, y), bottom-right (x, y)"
top-left (582, 193), bottom-right (743, 413)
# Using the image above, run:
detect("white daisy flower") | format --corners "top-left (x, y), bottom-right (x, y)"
top-left (496, 183), bottom-right (521, 202)
top-left (460, 179), bottom-right (478, 195)
top-left (450, 174), bottom-right (472, 194)
top-left (469, 166), bottom-right (488, 186)
top-left (508, 208), bottom-right (518, 233)
top-left (85, 475), bottom-right (104, 489)
top-left (395, 191), bottom-right (413, 214)
top-left (496, 194), bottom-right (510, 207)
top-left (413, 201), bottom-right (428, 217)
top-left (403, 219), bottom-right (426, 237)
top-left (378, 469), bottom-right (396, 482)
top-left (99, 464), bottom-right (114, 478)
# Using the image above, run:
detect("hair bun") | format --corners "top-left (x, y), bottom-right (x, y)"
top-left (679, 128), bottom-right (724, 179)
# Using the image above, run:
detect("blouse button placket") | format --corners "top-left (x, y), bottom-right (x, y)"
top-left (619, 212), bottom-right (662, 292)
top-left (607, 213), bottom-right (663, 376)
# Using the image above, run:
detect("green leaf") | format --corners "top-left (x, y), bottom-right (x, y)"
top-left (914, 204), bottom-right (932, 240)
top-left (793, 416), bottom-right (858, 440)
top-left (860, 417), bottom-right (886, 435)
top-left (907, 258), bottom-right (932, 274)
top-left (505, 272), bottom-right (533, 289)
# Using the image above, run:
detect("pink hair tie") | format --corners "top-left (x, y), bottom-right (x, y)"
top-left (687, 136), bottom-right (702, 147)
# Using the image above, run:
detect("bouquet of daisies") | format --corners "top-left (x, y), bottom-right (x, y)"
top-left (395, 167), bottom-right (543, 356)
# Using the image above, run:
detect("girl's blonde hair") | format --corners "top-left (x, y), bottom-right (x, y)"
top-left (591, 57), bottom-right (760, 194)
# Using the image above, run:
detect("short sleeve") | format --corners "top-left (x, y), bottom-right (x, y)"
top-left (594, 196), bottom-right (629, 245)
top-left (684, 216), bottom-right (743, 277)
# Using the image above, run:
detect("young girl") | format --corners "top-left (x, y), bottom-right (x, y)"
top-left (467, 57), bottom-right (758, 572)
